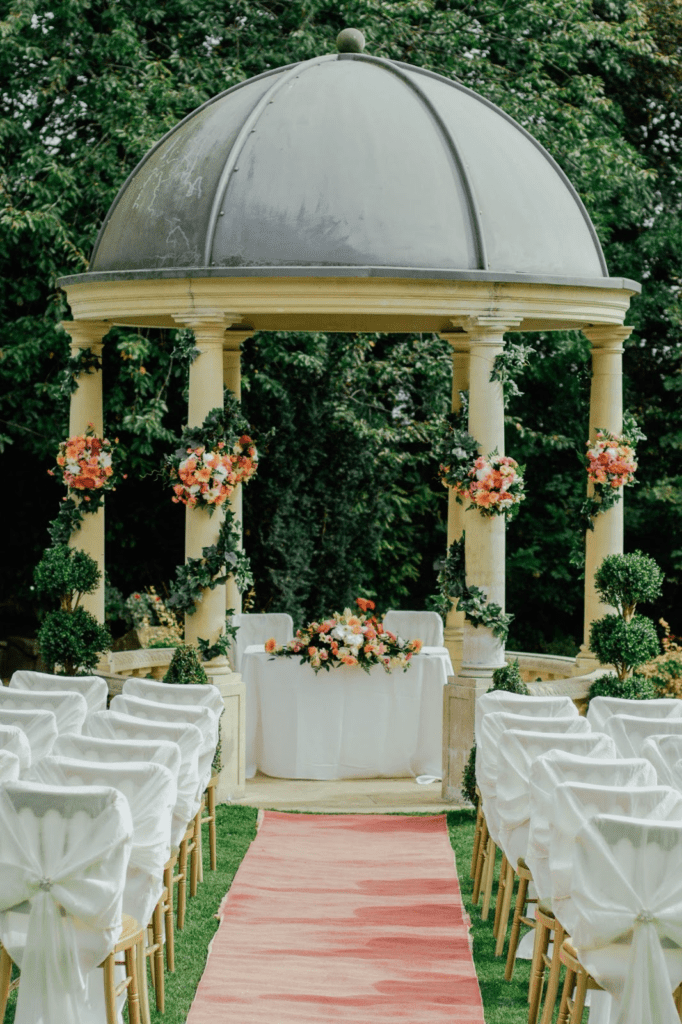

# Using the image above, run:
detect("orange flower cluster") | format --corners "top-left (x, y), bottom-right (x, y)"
top-left (265, 598), bottom-right (423, 675)
top-left (171, 435), bottom-right (258, 509)
top-left (52, 430), bottom-right (115, 495)
top-left (586, 433), bottom-right (637, 490)
top-left (454, 454), bottom-right (525, 518)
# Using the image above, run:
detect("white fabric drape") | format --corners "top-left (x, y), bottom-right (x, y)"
top-left (0, 749), bottom-right (20, 783)
top-left (587, 695), bottom-right (682, 733)
top-left (83, 711), bottom-right (202, 848)
top-left (527, 752), bottom-right (654, 902)
top-left (0, 688), bottom-right (87, 735)
top-left (0, 781), bottom-right (132, 1024)
top-left (28, 756), bottom-right (176, 930)
top-left (110, 694), bottom-right (216, 792)
top-left (382, 611), bottom-right (444, 647)
top-left (640, 735), bottom-right (682, 789)
top-left (0, 708), bottom-right (58, 764)
top-left (478, 713), bottom-right (590, 846)
top-left (569, 815), bottom-right (682, 1024)
top-left (475, 692), bottom-right (578, 781)
top-left (228, 613), bottom-right (294, 672)
top-left (122, 677), bottom-right (224, 719)
top-left (604, 714), bottom-right (682, 758)
top-left (0, 723), bottom-right (31, 773)
top-left (10, 672), bottom-right (108, 715)
top-left (53, 733), bottom-right (182, 782)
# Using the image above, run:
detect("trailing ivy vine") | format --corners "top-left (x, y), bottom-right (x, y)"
top-left (435, 534), bottom-right (514, 643)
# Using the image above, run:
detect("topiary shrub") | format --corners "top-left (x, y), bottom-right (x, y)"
top-left (34, 545), bottom-right (111, 674)
top-left (589, 614), bottom-right (660, 682)
top-left (163, 645), bottom-right (222, 771)
top-left (594, 552), bottom-right (664, 623)
top-left (587, 671), bottom-right (658, 706)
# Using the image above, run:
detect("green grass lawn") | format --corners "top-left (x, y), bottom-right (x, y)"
top-left (3, 805), bottom-right (534, 1023)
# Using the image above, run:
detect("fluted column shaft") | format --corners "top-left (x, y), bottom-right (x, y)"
top-left (62, 320), bottom-right (109, 622)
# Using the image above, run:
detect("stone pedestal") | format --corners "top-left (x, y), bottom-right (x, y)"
top-left (213, 673), bottom-right (246, 802)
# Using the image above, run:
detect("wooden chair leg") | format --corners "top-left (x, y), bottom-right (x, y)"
top-left (136, 932), bottom-right (151, 1024)
top-left (124, 943), bottom-right (141, 1024)
top-left (481, 837), bottom-right (497, 921)
top-left (471, 798), bottom-right (484, 879)
top-left (496, 860), bottom-right (517, 957)
top-left (0, 947), bottom-right (14, 1021)
top-left (674, 982), bottom-right (682, 1014)
top-left (190, 809), bottom-right (202, 897)
top-left (163, 858), bottom-right (176, 970)
top-left (556, 960), bottom-right (576, 1024)
top-left (472, 816), bottom-right (489, 905)
top-left (207, 780), bottom-right (217, 871)
top-left (176, 834), bottom-right (190, 930)
top-left (540, 921), bottom-right (565, 1024)
top-left (502, 866), bottom-right (526, 965)
top-left (151, 902), bottom-right (165, 1012)
top-left (102, 953), bottom-right (117, 1024)
top-left (493, 853), bottom-right (509, 938)
top-left (528, 911), bottom-right (551, 1024)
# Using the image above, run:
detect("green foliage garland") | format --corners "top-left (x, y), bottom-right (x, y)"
top-left (490, 343), bottom-right (534, 407)
top-left (166, 509), bottom-right (253, 617)
top-left (436, 535), bottom-right (514, 644)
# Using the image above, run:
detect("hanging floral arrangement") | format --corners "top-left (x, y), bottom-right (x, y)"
top-left (580, 414), bottom-right (645, 529)
top-left (435, 420), bottom-right (525, 520)
top-left (166, 400), bottom-right (260, 513)
top-left (49, 424), bottom-right (120, 512)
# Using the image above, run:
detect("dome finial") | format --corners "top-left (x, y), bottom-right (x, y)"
top-left (336, 28), bottom-right (365, 53)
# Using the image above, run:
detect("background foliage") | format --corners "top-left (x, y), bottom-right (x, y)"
top-left (1, 0), bottom-right (681, 650)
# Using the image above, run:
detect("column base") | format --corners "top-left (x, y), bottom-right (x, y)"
top-left (443, 622), bottom-right (464, 678)
top-left (212, 675), bottom-right (246, 802)
top-left (441, 672), bottom-right (492, 803)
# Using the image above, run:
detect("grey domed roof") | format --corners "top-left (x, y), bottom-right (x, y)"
top-left (88, 52), bottom-right (609, 284)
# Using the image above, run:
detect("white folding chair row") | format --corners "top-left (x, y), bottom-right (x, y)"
top-left (9, 669), bottom-right (108, 714)
top-left (604, 712), bottom-right (682, 758)
top-left (586, 694), bottom-right (682, 732)
top-left (0, 781), bottom-right (134, 1024)
top-left (475, 690), bottom-right (579, 781)
top-left (0, 723), bottom-right (31, 774)
top-left (122, 676), bottom-right (224, 720)
top-left (642, 734), bottom-right (682, 789)
top-left (0, 686), bottom-right (87, 736)
top-left (0, 749), bottom-right (20, 784)
top-left (0, 708), bottom-right (57, 763)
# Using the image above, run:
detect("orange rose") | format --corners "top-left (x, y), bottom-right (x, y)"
top-left (264, 638), bottom-right (277, 653)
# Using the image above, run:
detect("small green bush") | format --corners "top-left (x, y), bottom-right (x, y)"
top-left (633, 650), bottom-right (682, 699)
top-left (38, 607), bottom-right (112, 675)
top-left (489, 659), bottom-right (530, 695)
top-left (462, 743), bottom-right (477, 806)
top-left (163, 645), bottom-right (209, 686)
top-left (33, 544), bottom-right (101, 610)
top-left (587, 671), bottom-right (658, 705)
top-left (589, 613), bottom-right (660, 681)
top-left (594, 551), bottom-right (663, 622)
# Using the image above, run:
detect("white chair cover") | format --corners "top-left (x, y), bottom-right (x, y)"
top-left (478, 712), bottom-right (589, 845)
top-left (28, 756), bottom-right (176, 930)
top-left (604, 714), bottom-right (682, 758)
top-left (0, 749), bottom-right (20, 783)
top-left (551, 784), bottom-right (682, 938)
top-left (494, 725), bottom-right (604, 870)
top-left (587, 695), bottom-right (682, 733)
top-left (0, 708), bottom-right (58, 764)
top-left (122, 676), bottom-right (224, 719)
top-left (570, 814), bottom-right (682, 1024)
top-left (640, 735), bottom-right (682, 788)
top-left (0, 723), bottom-right (31, 774)
top-left (9, 671), bottom-right (108, 714)
top-left (110, 693), bottom-right (216, 791)
top-left (83, 710), bottom-right (202, 848)
top-left (475, 692), bottom-right (578, 779)
top-left (0, 781), bottom-right (132, 1024)
top-left (527, 752), bottom-right (655, 901)
top-left (0, 687), bottom-right (87, 735)
top-left (53, 733), bottom-right (182, 783)
top-left (382, 611), bottom-right (444, 647)
top-left (228, 612), bottom-right (294, 672)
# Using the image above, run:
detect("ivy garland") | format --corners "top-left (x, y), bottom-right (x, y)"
top-left (489, 342), bottom-right (533, 407)
top-left (435, 534), bottom-right (514, 643)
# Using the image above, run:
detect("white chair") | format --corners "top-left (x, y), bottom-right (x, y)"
top-left (0, 687), bottom-right (87, 735)
top-left (0, 780), bottom-right (134, 1024)
top-left (122, 677), bottom-right (224, 719)
top-left (587, 694), bottom-right (682, 732)
top-left (0, 750), bottom-right (19, 784)
top-left (10, 670), bottom-right (108, 714)
top-left (566, 815), bottom-right (682, 1024)
top-left (0, 708), bottom-right (58, 763)
top-left (382, 610), bottom-right (444, 647)
top-left (603, 714), bottom-right (682, 758)
top-left (0, 723), bottom-right (31, 774)
top-left (228, 612), bottom-right (294, 672)
top-left (641, 734), bottom-right (682, 788)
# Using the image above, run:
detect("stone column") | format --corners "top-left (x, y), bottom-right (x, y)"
top-left (442, 316), bottom-right (521, 802)
top-left (62, 320), bottom-right (109, 622)
top-left (222, 331), bottom-right (253, 617)
top-left (439, 331), bottom-right (470, 676)
top-left (576, 324), bottom-right (631, 673)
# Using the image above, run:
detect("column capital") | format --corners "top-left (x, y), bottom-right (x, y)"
top-left (172, 309), bottom-right (241, 335)
top-left (60, 320), bottom-right (109, 349)
top-left (223, 329), bottom-right (254, 351)
top-left (454, 315), bottom-right (525, 344)
top-left (439, 330), bottom-right (470, 353)
top-left (582, 324), bottom-right (633, 350)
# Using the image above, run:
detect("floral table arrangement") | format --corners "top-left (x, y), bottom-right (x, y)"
top-left (265, 598), bottom-right (423, 674)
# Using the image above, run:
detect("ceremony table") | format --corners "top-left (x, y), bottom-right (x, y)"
top-left (241, 647), bottom-right (452, 780)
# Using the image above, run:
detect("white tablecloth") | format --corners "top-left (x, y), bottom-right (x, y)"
top-left (242, 647), bottom-right (451, 780)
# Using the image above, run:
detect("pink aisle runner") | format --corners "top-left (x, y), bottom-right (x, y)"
top-left (187, 811), bottom-right (485, 1023)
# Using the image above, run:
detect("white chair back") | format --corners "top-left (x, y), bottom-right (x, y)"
top-left (0, 708), bottom-right (58, 763)
top-left (551, 785), bottom-right (682, 939)
top-left (0, 780), bottom-right (132, 1024)
top-left (570, 814), bottom-right (682, 1024)
top-left (527, 752), bottom-right (654, 901)
top-left (0, 749), bottom-right (20, 784)
top-left (28, 755), bottom-right (176, 930)
top-left (122, 676), bottom-right (224, 719)
top-left (10, 670), bottom-right (108, 714)
top-left (494, 726), bottom-right (606, 869)
top-left (0, 687), bottom-right (87, 735)
top-left (83, 710), bottom-right (202, 848)
top-left (641, 734), bottom-right (682, 788)
top-left (604, 714), bottom-right (682, 758)
top-left (53, 732), bottom-right (182, 781)
top-left (0, 723), bottom-right (31, 773)
top-left (475, 691), bottom-right (578, 767)
top-left (228, 612), bottom-right (294, 671)
top-left (587, 695), bottom-right (682, 733)
top-left (382, 611), bottom-right (444, 647)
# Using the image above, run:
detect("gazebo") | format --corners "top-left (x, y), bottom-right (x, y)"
top-left (57, 30), bottom-right (640, 797)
